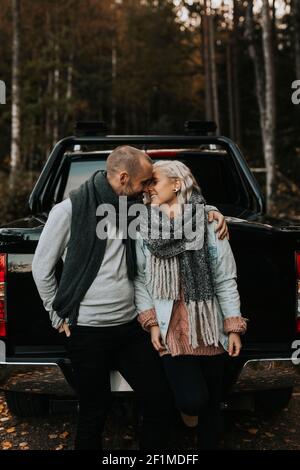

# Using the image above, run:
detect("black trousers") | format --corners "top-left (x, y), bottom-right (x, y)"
top-left (162, 353), bottom-right (226, 450)
top-left (67, 318), bottom-right (174, 450)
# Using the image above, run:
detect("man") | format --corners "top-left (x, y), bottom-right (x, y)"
top-left (32, 145), bottom-right (228, 450)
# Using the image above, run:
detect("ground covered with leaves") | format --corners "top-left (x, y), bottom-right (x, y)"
top-left (1, 388), bottom-right (300, 451)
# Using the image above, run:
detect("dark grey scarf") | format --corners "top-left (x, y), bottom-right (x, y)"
top-left (139, 191), bottom-right (219, 347)
top-left (52, 170), bottom-right (137, 325)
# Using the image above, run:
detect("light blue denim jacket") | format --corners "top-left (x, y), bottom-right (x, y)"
top-left (134, 220), bottom-right (242, 353)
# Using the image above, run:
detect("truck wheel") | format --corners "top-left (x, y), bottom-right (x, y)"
top-left (4, 391), bottom-right (49, 417)
top-left (254, 387), bottom-right (293, 412)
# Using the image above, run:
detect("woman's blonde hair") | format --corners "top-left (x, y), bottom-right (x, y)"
top-left (153, 160), bottom-right (201, 205)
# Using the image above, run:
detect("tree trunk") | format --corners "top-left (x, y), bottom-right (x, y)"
top-left (208, 12), bottom-right (220, 132)
top-left (226, 41), bottom-right (235, 138)
top-left (53, 41), bottom-right (60, 145)
top-left (202, 0), bottom-right (213, 121)
top-left (262, 0), bottom-right (276, 213)
top-left (232, 0), bottom-right (241, 145)
top-left (245, 1), bottom-right (265, 125)
top-left (10, 0), bottom-right (21, 187)
top-left (111, 35), bottom-right (117, 133)
top-left (292, 0), bottom-right (300, 79)
top-left (66, 52), bottom-right (73, 101)
top-left (45, 71), bottom-right (52, 159)
top-left (245, 0), bottom-right (277, 213)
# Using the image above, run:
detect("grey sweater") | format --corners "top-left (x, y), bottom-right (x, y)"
top-left (32, 198), bottom-right (136, 329)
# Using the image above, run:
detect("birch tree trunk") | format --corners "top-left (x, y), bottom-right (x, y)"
top-left (245, 0), bottom-right (277, 213)
top-left (10, 0), bottom-right (21, 187)
top-left (262, 0), bottom-right (276, 213)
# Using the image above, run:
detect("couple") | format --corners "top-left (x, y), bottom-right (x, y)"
top-left (32, 145), bottom-right (247, 450)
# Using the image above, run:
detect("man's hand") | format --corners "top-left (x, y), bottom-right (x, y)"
top-left (58, 321), bottom-right (71, 337)
top-left (207, 210), bottom-right (229, 240)
top-left (150, 325), bottom-right (165, 352)
top-left (228, 332), bottom-right (242, 357)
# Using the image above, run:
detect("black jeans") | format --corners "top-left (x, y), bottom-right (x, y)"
top-left (162, 353), bottom-right (226, 450)
top-left (66, 318), bottom-right (174, 450)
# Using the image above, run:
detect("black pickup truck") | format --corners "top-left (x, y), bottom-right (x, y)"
top-left (1, 123), bottom-right (300, 417)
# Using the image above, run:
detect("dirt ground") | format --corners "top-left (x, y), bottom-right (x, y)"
top-left (1, 387), bottom-right (300, 451)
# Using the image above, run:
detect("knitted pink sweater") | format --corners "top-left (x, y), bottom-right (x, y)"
top-left (138, 299), bottom-right (247, 357)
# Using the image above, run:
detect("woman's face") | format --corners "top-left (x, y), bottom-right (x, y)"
top-left (147, 168), bottom-right (180, 205)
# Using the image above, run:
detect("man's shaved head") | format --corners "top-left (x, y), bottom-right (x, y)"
top-left (106, 145), bottom-right (152, 177)
top-left (106, 145), bottom-right (153, 198)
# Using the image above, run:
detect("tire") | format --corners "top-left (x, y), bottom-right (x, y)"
top-left (254, 387), bottom-right (293, 412)
top-left (4, 391), bottom-right (50, 417)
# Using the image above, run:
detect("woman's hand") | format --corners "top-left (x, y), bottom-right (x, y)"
top-left (228, 332), bottom-right (242, 357)
top-left (58, 321), bottom-right (71, 337)
top-left (150, 326), bottom-right (165, 352)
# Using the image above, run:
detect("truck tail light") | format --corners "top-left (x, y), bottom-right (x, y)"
top-left (0, 254), bottom-right (7, 337)
top-left (296, 252), bottom-right (300, 334)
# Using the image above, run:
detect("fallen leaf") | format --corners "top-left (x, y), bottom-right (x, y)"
top-left (19, 442), bottom-right (28, 448)
top-left (55, 445), bottom-right (64, 450)
top-left (0, 417), bottom-right (10, 422)
top-left (265, 432), bottom-right (275, 438)
top-left (247, 428), bottom-right (259, 435)
top-left (48, 434), bottom-right (58, 439)
top-left (2, 441), bottom-right (12, 450)
top-left (21, 431), bottom-right (29, 436)
top-left (0, 404), bottom-right (4, 413)
top-left (59, 431), bottom-right (69, 439)
top-left (6, 427), bottom-right (16, 434)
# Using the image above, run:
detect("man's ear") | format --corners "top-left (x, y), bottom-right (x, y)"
top-left (119, 171), bottom-right (129, 185)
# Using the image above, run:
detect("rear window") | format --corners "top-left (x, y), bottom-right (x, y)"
top-left (63, 160), bottom-right (106, 197)
top-left (55, 150), bottom-right (250, 216)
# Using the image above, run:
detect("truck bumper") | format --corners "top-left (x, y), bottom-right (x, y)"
top-left (0, 361), bottom-right (133, 396)
top-left (0, 357), bottom-right (299, 397)
top-left (232, 358), bottom-right (300, 393)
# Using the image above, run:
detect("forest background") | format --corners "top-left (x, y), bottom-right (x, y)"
top-left (0, 0), bottom-right (299, 222)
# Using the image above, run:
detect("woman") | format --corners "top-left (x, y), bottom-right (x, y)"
top-left (134, 160), bottom-right (247, 450)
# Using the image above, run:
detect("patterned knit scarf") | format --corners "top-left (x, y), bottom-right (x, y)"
top-left (139, 190), bottom-right (219, 347)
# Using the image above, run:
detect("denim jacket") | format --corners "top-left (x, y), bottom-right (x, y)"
top-left (134, 220), bottom-right (244, 353)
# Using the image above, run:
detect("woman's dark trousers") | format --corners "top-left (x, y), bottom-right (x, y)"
top-left (162, 353), bottom-right (226, 450)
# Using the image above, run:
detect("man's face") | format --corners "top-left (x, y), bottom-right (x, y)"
top-left (120, 160), bottom-right (153, 199)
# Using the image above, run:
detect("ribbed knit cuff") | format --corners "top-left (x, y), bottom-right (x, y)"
top-left (224, 316), bottom-right (248, 335)
top-left (138, 308), bottom-right (158, 332)
top-left (50, 310), bottom-right (64, 330)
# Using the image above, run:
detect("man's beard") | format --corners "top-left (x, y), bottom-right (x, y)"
top-left (121, 182), bottom-right (143, 201)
